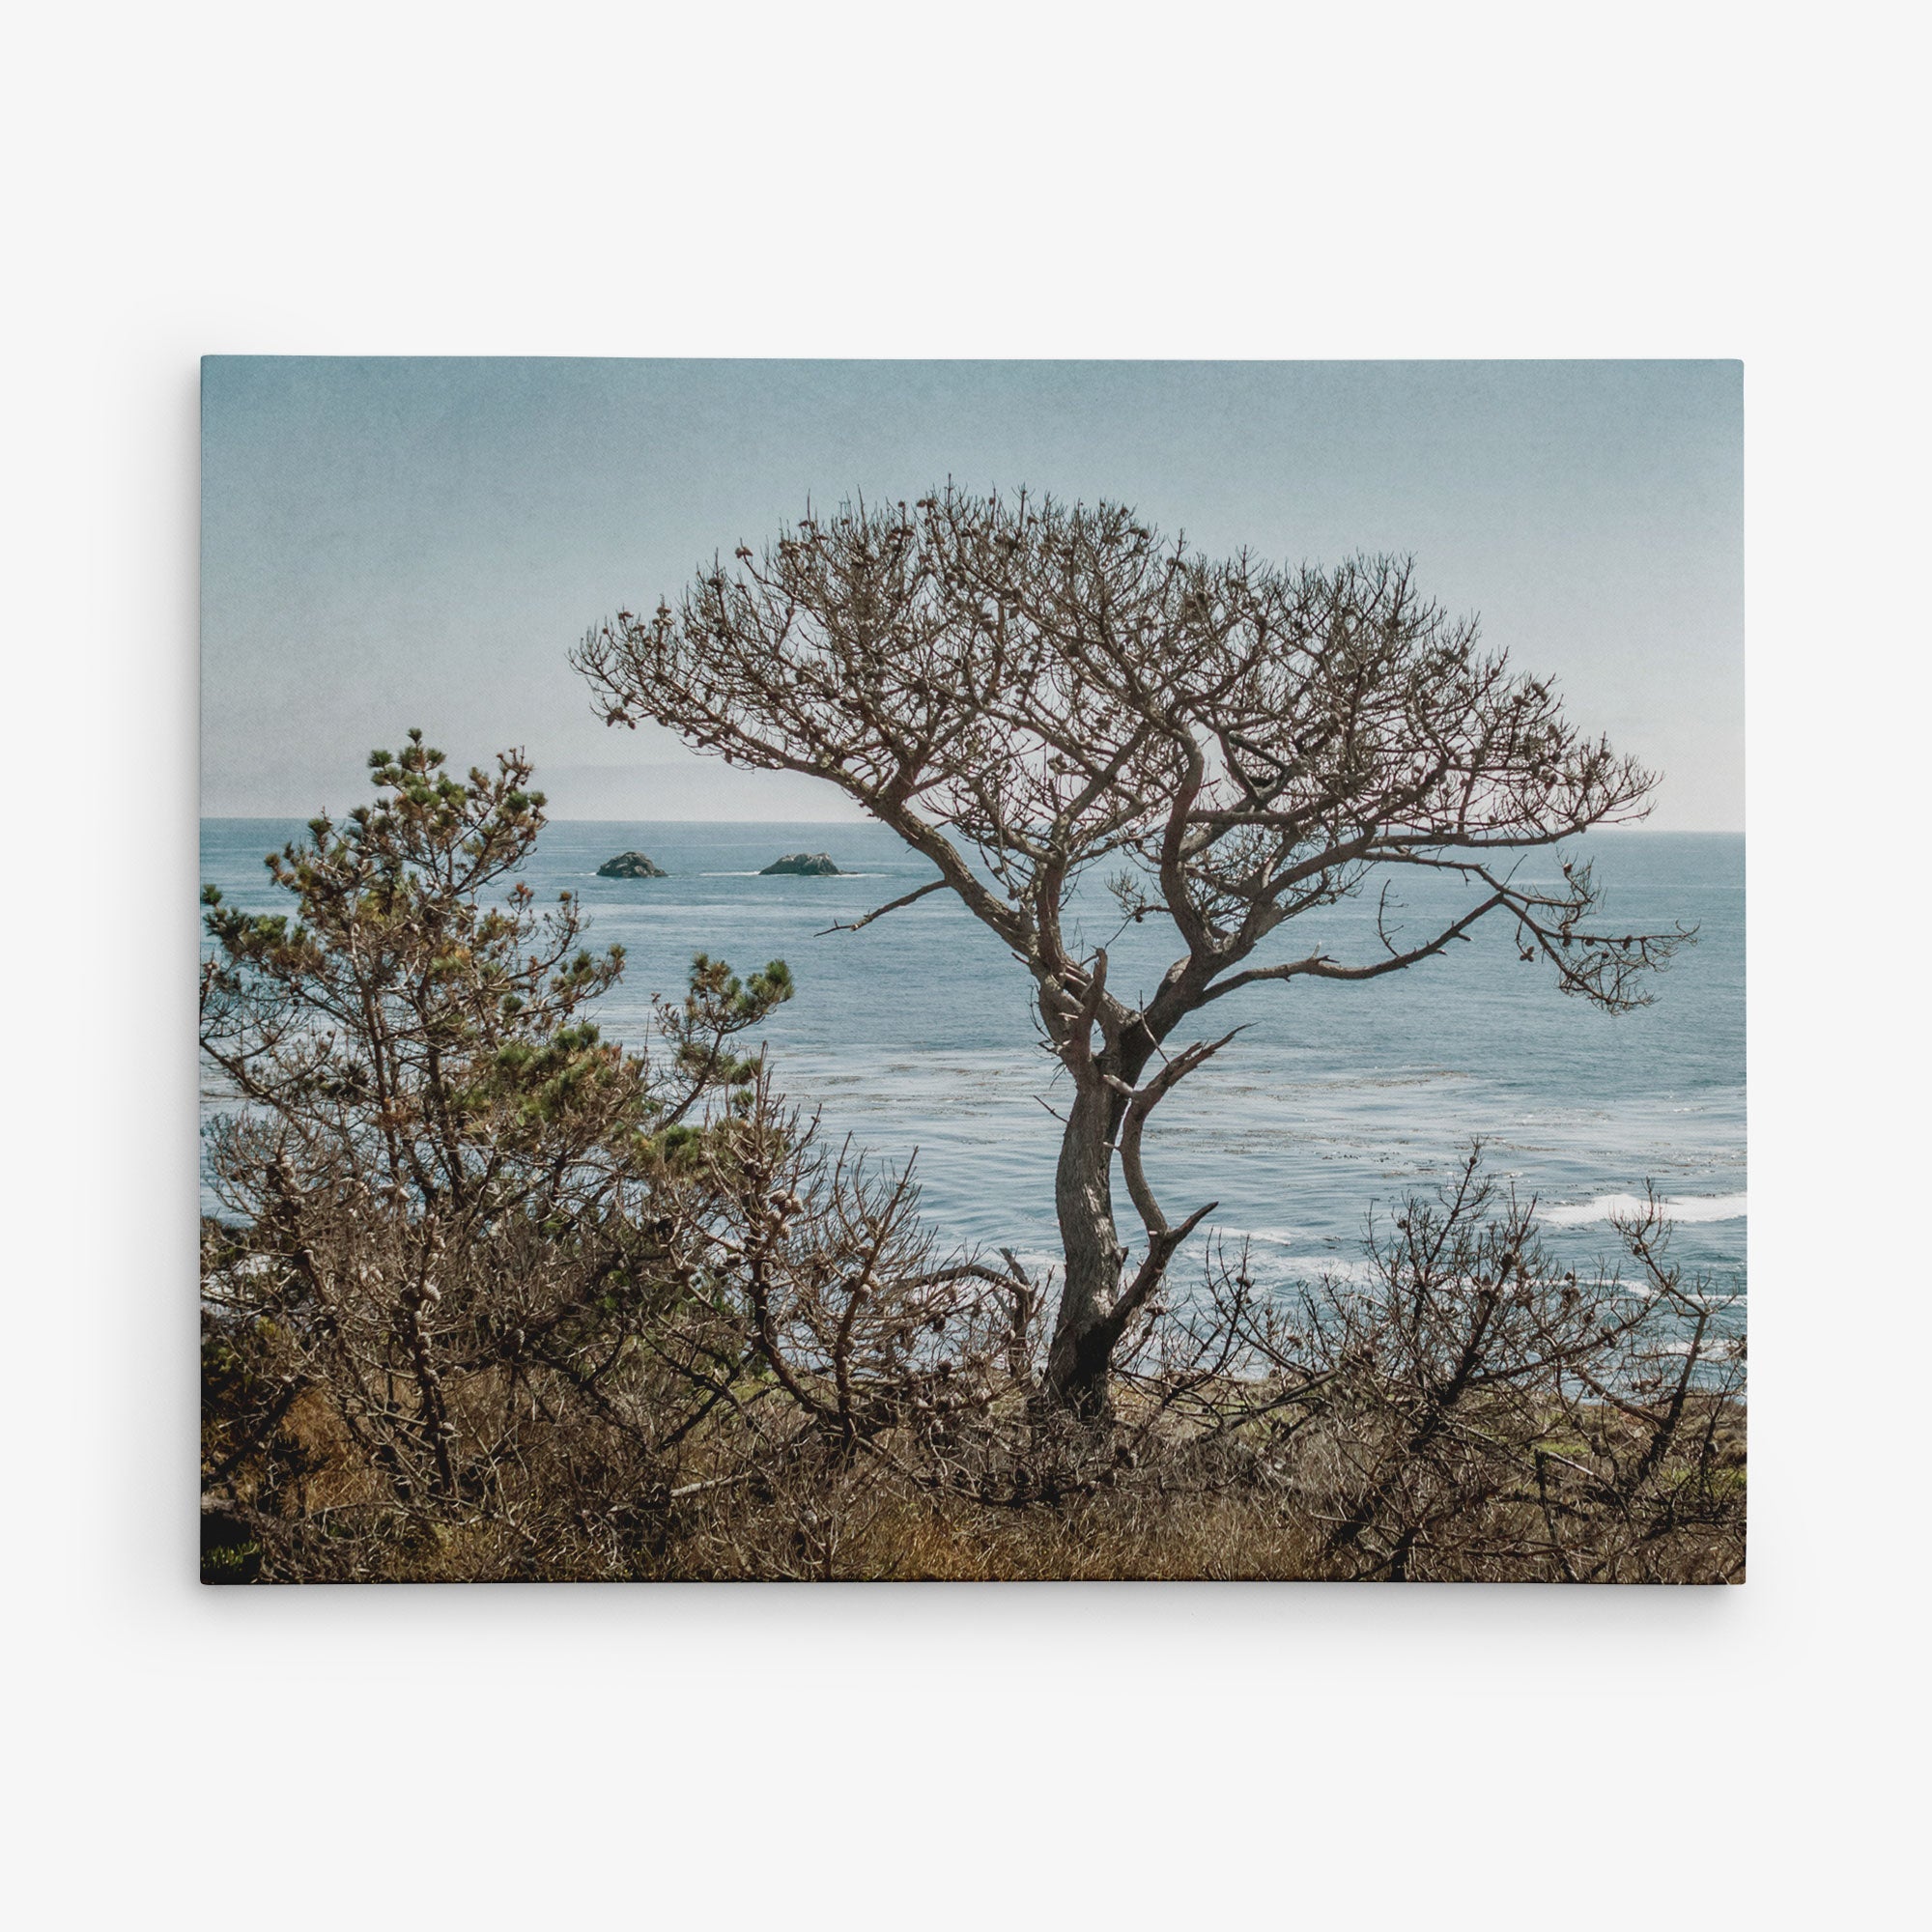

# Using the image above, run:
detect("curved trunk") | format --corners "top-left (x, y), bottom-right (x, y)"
top-left (1044, 1072), bottom-right (1126, 1416)
top-left (1039, 996), bottom-right (1179, 1416)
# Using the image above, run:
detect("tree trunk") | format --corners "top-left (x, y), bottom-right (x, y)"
top-left (1044, 1072), bottom-right (1126, 1416)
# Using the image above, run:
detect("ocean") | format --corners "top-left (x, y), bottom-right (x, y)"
top-left (199, 819), bottom-right (1746, 1304)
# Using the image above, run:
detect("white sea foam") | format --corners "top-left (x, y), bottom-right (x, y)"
top-left (1664, 1336), bottom-right (1746, 1359)
top-left (1542, 1191), bottom-right (1747, 1227)
top-left (1203, 1247), bottom-right (1382, 1286)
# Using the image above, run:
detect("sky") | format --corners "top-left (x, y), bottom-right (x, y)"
top-left (201, 359), bottom-right (1743, 828)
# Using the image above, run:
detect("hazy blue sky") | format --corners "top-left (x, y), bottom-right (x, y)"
top-left (202, 359), bottom-right (1743, 827)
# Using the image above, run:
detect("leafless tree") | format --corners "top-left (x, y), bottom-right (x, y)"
top-left (577, 489), bottom-right (1689, 1416)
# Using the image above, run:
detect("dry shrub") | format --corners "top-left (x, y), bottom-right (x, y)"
top-left (205, 1143), bottom-right (1744, 1584)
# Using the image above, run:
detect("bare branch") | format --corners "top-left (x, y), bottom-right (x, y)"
top-left (816, 875), bottom-right (947, 936)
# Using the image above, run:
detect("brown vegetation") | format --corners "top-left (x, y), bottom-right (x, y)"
top-left (202, 1168), bottom-right (1745, 1583)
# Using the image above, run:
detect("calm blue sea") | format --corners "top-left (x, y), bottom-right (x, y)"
top-left (200, 820), bottom-right (1746, 1301)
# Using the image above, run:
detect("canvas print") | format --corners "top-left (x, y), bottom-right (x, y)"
top-left (199, 359), bottom-right (1745, 1582)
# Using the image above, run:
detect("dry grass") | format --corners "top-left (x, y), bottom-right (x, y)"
top-left (205, 1383), bottom-right (1743, 1584)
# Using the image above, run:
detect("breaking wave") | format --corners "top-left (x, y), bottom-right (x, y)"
top-left (1542, 1191), bottom-right (1747, 1228)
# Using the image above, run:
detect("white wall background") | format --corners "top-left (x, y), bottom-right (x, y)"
top-left (3, 4), bottom-right (1924, 1926)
